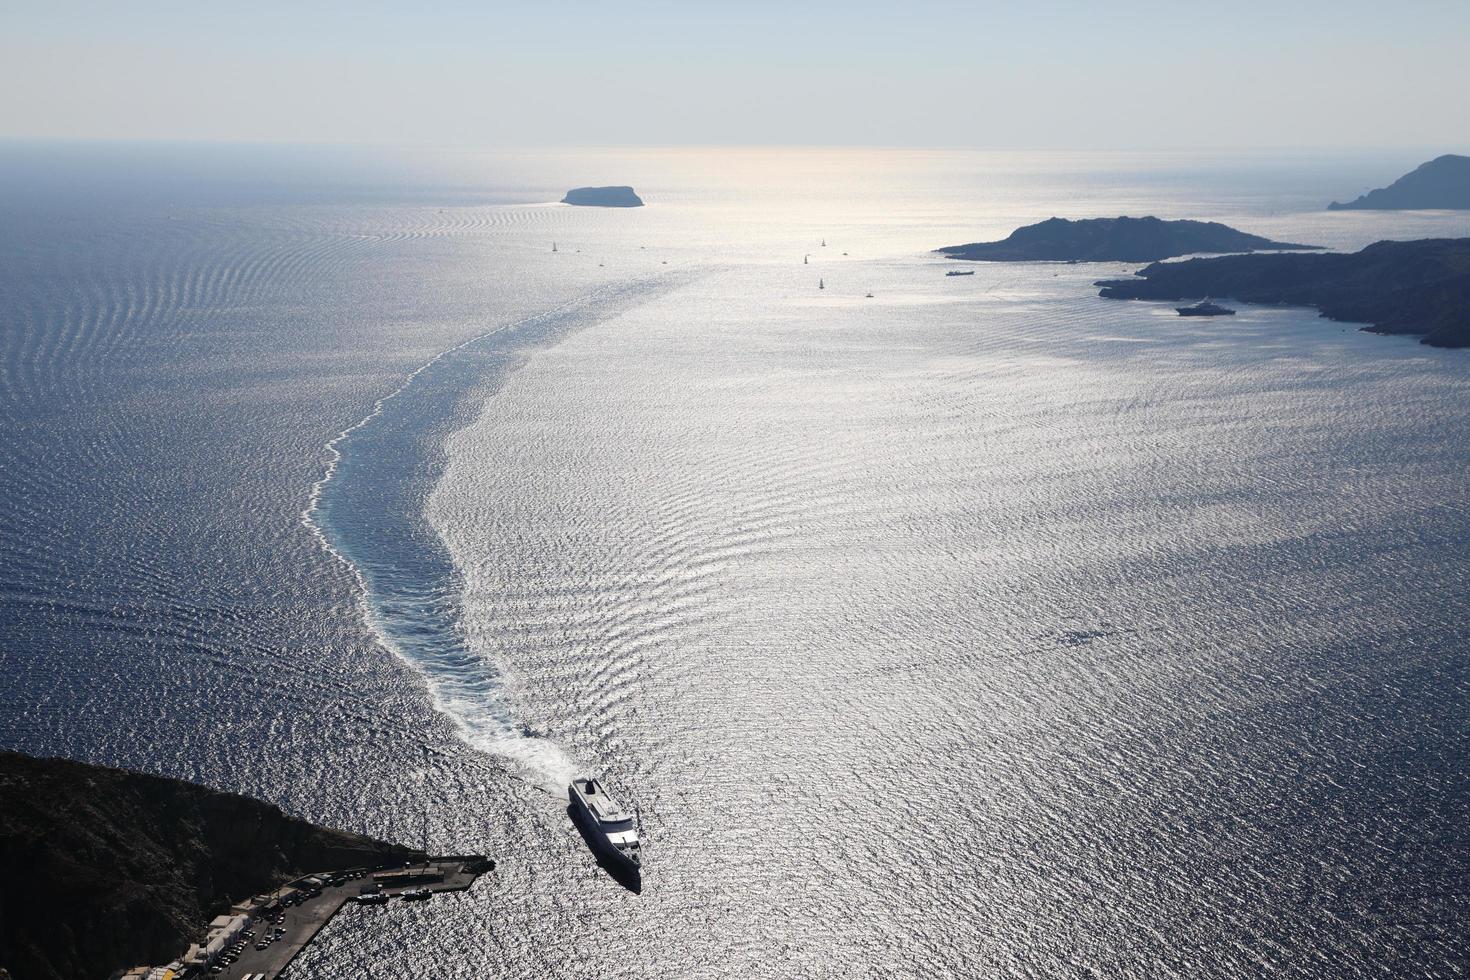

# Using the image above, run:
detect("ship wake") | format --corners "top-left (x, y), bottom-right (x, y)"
top-left (302, 275), bottom-right (689, 794)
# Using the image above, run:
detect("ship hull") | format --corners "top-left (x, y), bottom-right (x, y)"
top-left (569, 801), bottom-right (642, 873)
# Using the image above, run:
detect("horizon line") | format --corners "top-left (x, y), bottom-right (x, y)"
top-left (1, 136), bottom-right (1468, 157)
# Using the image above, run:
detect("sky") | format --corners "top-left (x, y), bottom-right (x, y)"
top-left (2, 0), bottom-right (1468, 148)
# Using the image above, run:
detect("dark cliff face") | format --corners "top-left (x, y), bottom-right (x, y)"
top-left (936, 216), bottom-right (1317, 263)
top-left (0, 751), bottom-right (423, 980)
top-left (1095, 238), bottom-right (1470, 348)
top-left (1328, 154), bottom-right (1470, 211)
top-left (561, 186), bottom-right (644, 207)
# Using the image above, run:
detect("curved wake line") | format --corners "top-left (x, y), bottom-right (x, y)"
top-left (299, 280), bottom-right (668, 794)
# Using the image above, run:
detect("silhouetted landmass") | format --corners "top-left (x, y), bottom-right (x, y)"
top-left (936, 216), bottom-right (1317, 263)
top-left (0, 751), bottom-right (423, 980)
top-left (1095, 238), bottom-right (1470, 348)
top-left (1328, 155), bottom-right (1470, 210)
top-left (561, 186), bottom-right (644, 207)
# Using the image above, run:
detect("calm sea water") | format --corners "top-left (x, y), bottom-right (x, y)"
top-left (2, 145), bottom-right (1468, 978)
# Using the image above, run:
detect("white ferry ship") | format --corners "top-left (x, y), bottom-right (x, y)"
top-left (568, 778), bottom-right (642, 874)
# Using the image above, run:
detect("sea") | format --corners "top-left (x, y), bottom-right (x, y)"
top-left (1, 143), bottom-right (1468, 978)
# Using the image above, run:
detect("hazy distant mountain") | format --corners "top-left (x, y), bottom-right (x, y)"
top-left (937, 216), bottom-right (1317, 263)
top-left (0, 751), bottom-right (423, 980)
top-left (561, 186), bottom-right (644, 207)
top-left (1328, 155), bottom-right (1470, 210)
top-left (1095, 238), bottom-right (1470, 348)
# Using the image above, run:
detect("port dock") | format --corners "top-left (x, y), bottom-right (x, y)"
top-left (117, 856), bottom-right (492, 980)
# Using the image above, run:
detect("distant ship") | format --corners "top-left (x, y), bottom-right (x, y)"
top-left (945, 269), bottom-right (975, 276)
top-left (569, 778), bottom-right (642, 874)
top-left (1176, 298), bottom-right (1235, 317)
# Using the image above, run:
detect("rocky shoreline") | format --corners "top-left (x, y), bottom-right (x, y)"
top-left (1095, 238), bottom-right (1470, 348)
top-left (937, 216), bottom-right (1317, 263)
top-left (0, 751), bottom-right (425, 980)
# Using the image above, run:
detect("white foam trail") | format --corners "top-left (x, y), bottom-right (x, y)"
top-left (300, 299), bottom-right (605, 795)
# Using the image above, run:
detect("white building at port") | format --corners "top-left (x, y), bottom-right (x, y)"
top-left (181, 912), bottom-right (251, 970)
top-left (113, 967), bottom-right (181, 980)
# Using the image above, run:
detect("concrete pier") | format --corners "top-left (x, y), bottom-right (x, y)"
top-left (187, 856), bottom-right (492, 980)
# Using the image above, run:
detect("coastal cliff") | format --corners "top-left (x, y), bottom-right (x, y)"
top-left (561, 186), bottom-right (644, 207)
top-left (0, 751), bottom-right (423, 980)
top-left (1328, 154), bottom-right (1470, 210)
top-left (1095, 238), bottom-right (1470, 348)
top-left (937, 216), bottom-right (1317, 263)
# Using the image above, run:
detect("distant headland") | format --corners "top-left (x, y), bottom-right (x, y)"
top-left (561, 186), bottom-right (645, 207)
top-left (1328, 155), bottom-right (1470, 211)
top-left (1094, 238), bottom-right (1470, 349)
top-left (936, 216), bottom-right (1317, 263)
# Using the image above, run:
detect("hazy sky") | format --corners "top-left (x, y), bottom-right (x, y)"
top-left (2, 0), bottom-right (1468, 148)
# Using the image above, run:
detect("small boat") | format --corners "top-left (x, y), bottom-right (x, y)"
top-left (353, 893), bottom-right (389, 905)
top-left (804, 254), bottom-right (809, 264)
top-left (551, 242), bottom-right (557, 252)
top-left (568, 778), bottom-right (641, 874)
top-left (1176, 298), bottom-right (1236, 317)
top-left (865, 292), bottom-right (874, 298)
top-left (819, 278), bottom-right (825, 290)
top-left (945, 269), bottom-right (975, 277)
top-left (821, 239), bottom-right (827, 247)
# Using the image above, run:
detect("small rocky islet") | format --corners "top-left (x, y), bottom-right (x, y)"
top-left (560, 186), bottom-right (644, 207)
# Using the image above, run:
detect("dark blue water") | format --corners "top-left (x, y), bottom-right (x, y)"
top-left (2, 144), bottom-right (1468, 978)
top-left (0, 145), bottom-right (593, 815)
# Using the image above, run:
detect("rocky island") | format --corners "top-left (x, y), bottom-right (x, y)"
top-left (1328, 154), bottom-right (1470, 210)
top-left (1095, 238), bottom-right (1470, 348)
top-left (0, 750), bottom-right (424, 980)
top-left (561, 186), bottom-right (644, 207)
top-left (936, 216), bottom-right (1318, 263)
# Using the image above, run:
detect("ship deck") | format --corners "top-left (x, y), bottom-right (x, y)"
top-left (574, 780), bottom-right (633, 823)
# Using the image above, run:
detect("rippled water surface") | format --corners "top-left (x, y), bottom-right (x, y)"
top-left (2, 146), bottom-right (1469, 978)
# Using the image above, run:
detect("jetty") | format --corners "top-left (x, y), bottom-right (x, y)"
top-left (111, 856), bottom-right (493, 980)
